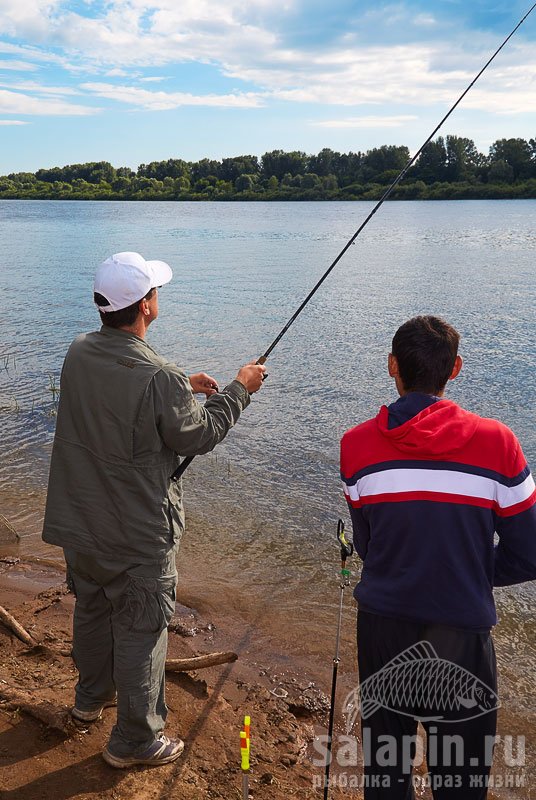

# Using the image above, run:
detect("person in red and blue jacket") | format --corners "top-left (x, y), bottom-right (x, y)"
top-left (340, 315), bottom-right (536, 800)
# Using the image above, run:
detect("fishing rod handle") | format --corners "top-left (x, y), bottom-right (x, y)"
top-left (171, 356), bottom-right (268, 481)
top-left (171, 455), bottom-right (193, 482)
top-left (256, 354), bottom-right (268, 380)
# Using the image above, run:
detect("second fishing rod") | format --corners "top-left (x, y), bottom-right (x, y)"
top-left (171, 1), bottom-right (536, 484)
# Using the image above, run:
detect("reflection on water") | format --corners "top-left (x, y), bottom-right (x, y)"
top-left (1, 200), bottom-right (535, 789)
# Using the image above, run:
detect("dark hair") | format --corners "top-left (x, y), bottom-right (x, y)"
top-left (94, 288), bottom-right (156, 329)
top-left (391, 316), bottom-right (460, 394)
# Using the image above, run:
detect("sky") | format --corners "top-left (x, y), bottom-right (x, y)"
top-left (1, 0), bottom-right (536, 174)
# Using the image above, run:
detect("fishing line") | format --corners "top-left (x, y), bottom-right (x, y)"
top-left (324, 520), bottom-right (353, 800)
top-left (257, 1), bottom-right (536, 364)
top-left (172, 2), bottom-right (536, 482)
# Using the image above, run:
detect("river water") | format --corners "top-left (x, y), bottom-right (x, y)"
top-left (1, 199), bottom-right (535, 793)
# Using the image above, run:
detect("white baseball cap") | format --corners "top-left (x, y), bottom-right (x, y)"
top-left (94, 251), bottom-right (173, 312)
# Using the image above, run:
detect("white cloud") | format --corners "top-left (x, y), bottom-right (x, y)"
top-left (312, 115), bottom-right (418, 128)
top-left (414, 13), bottom-right (436, 27)
top-left (0, 0), bottom-right (287, 74)
top-left (0, 59), bottom-right (40, 71)
top-left (223, 44), bottom-right (466, 106)
top-left (0, 0), bottom-right (534, 121)
top-left (459, 56), bottom-right (536, 114)
top-left (0, 40), bottom-right (81, 74)
top-left (81, 81), bottom-right (265, 109)
top-left (0, 88), bottom-right (99, 115)
top-left (0, 119), bottom-right (28, 124)
top-left (105, 68), bottom-right (130, 77)
top-left (0, 79), bottom-right (78, 96)
top-left (222, 38), bottom-right (536, 115)
top-left (0, 0), bottom-right (63, 39)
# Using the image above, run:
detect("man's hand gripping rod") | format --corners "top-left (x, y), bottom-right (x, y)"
top-left (171, 355), bottom-right (267, 482)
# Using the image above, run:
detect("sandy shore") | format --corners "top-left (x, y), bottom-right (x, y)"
top-left (0, 492), bottom-right (528, 799)
top-left (0, 555), bottom-right (362, 800)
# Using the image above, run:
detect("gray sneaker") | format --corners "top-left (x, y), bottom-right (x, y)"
top-left (102, 735), bottom-right (185, 769)
top-left (71, 698), bottom-right (117, 723)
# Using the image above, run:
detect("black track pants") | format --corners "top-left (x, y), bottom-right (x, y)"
top-left (356, 610), bottom-right (498, 800)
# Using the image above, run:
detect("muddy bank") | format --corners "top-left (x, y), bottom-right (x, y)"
top-left (0, 557), bottom-right (360, 800)
top-left (0, 558), bottom-right (522, 800)
top-left (0, 485), bottom-right (533, 799)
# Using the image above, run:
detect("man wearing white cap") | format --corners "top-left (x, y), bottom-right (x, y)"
top-left (42, 252), bottom-right (265, 768)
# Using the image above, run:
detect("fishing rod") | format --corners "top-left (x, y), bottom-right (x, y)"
top-left (323, 520), bottom-right (353, 800)
top-left (171, 2), bottom-right (536, 483)
top-left (257, 2), bottom-right (536, 363)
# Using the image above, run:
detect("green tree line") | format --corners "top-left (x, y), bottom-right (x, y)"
top-left (2, 135), bottom-right (536, 201)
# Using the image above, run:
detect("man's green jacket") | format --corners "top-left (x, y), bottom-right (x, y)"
top-left (42, 326), bottom-right (250, 563)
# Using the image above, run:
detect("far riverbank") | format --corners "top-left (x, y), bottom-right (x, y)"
top-left (2, 179), bottom-right (536, 201)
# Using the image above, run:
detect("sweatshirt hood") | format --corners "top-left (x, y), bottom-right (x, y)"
top-left (376, 398), bottom-right (480, 456)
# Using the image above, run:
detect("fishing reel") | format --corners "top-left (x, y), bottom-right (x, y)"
top-left (337, 519), bottom-right (353, 588)
top-left (337, 518), bottom-right (353, 563)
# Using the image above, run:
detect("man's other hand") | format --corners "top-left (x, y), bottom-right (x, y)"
top-left (235, 362), bottom-right (266, 394)
top-left (189, 372), bottom-right (219, 397)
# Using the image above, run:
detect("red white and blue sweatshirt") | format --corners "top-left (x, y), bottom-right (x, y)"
top-left (340, 393), bottom-right (536, 631)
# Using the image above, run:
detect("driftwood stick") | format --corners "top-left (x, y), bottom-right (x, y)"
top-left (165, 651), bottom-right (237, 672)
top-left (0, 606), bottom-right (235, 667)
top-left (0, 687), bottom-right (72, 734)
top-left (0, 605), bottom-right (36, 647)
top-left (0, 606), bottom-right (69, 655)
top-left (0, 514), bottom-right (19, 542)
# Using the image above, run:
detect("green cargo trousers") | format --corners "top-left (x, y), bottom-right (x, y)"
top-left (64, 548), bottom-right (177, 757)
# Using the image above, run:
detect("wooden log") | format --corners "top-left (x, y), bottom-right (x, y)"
top-left (0, 687), bottom-right (72, 734)
top-left (0, 605), bottom-right (36, 647)
top-left (165, 651), bottom-right (237, 672)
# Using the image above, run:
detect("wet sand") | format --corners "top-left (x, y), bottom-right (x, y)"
top-left (0, 479), bottom-right (532, 799)
top-left (0, 555), bottom-right (361, 800)
top-left (0, 475), bottom-right (361, 799)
